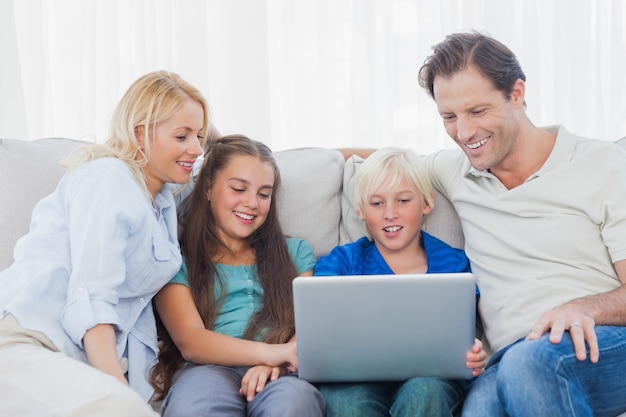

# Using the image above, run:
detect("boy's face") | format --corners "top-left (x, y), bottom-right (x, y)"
top-left (359, 177), bottom-right (431, 258)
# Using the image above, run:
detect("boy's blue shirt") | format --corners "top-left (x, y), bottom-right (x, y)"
top-left (314, 232), bottom-right (471, 276)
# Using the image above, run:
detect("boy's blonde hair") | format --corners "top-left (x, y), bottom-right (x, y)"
top-left (353, 147), bottom-right (435, 238)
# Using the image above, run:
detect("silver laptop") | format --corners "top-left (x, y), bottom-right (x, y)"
top-left (293, 273), bottom-right (476, 382)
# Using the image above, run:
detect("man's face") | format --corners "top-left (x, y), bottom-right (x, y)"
top-left (433, 65), bottom-right (523, 173)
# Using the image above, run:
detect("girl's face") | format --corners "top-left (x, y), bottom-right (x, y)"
top-left (207, 155), bottom-right (275, 248)
top-left (138, 99), bottom-right (205, 197)
top-left (359, 176), bottom-right (432, 258)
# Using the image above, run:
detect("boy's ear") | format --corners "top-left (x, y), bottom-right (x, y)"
top-left (356, 209), bottom-right (366, 221)
top-left (423, 191), bottom-right (434, 215)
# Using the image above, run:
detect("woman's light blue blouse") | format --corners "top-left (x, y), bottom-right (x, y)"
top-left (169, 237), bottom-right (316, 339)
top-left (0, 158), bottom-right (183, 401)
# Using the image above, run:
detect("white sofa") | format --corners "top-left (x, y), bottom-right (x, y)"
top-left (2, 136), bottom-right (626, 417)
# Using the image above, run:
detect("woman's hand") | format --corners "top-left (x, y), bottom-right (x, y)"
top-left (239, 365), bottom-right (289, 401)
top-left (466, 338), bottom-right (487, 377)
top-left (83, 323), bottom-right (128, 385)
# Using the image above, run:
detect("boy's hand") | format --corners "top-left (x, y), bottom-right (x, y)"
top-left (466, 338), bottom-right (487, 377)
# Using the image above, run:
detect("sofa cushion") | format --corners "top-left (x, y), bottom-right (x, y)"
top-left (274, 147), bottom-right (345, 258)
top-left (340, 154), bottom-right (464, 250)
top-left (339, 155), bottom-right (367, 245)
top-left (0, 138), bottom-right (86, 271)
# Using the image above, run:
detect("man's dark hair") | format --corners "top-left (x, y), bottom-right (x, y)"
top-left (418, 31), bottom-right (526, 101)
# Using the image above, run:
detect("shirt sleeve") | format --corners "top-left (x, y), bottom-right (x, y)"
top-left (313, 244), bottom-right (353, 276)
top-left (168, 261), bottom-right (191, 287)
top-left (601, 151), bottom-right (626, 263)
top-left (60, 160), bottom-right (148, 346)
top-left (286, 238), bottom-right (317, 275)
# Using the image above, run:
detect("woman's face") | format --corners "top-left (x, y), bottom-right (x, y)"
top-left (207, 155), bottom-right (275, 248)
top-left (139, 99), bottom-right (205, 197)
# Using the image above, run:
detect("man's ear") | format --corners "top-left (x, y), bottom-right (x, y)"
top-left (510, 78), bottom-right (526, 108)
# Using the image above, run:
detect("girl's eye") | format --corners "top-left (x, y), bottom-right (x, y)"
top-left (197, 134), bottom-right (204, 141)
top-left (232, 187), bottom-right (244, 193)
top-left (399, 199), bottom-right (411, 204)
top-left (176, 135), bottom-right (187, 141)
top-left (259, 193), bottom-right (271, 199)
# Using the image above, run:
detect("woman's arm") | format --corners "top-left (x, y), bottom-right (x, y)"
top-left (83, 323), bottom-right (127, 385)
top-left (154, 284), bottom-right (297, 369)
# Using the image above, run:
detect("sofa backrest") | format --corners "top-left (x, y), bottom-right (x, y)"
top-left (0, 140), bottom-right (353, 270)
top-left (2, 136), bottom-right (625, 272)
top-left (1, 138), bottom-right (86, 270)
top-left (0, 138), bottom-right (460, 269)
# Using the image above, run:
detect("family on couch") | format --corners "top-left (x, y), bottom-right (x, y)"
top-left (1, 31), bottom-right (625, 417)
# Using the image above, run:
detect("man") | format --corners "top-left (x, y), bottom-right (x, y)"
top-left (418, 31), bottom-right (626, 416)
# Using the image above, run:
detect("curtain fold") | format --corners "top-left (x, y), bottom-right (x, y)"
top-left (1, 0), bottom-right (624, 152)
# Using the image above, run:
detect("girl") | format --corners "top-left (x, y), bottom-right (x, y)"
top-left (0, 71), bottom-right (208, 416)
top-left (314, 147), bottom-right (486, 417)
top-left (150, 135), bottom-right (324, 417)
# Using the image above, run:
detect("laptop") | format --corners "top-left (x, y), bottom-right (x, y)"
top-left (292, 272), bottom-right (476, 382)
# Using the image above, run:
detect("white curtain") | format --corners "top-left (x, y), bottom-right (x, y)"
top-left (1, 0), bottom-right (625, 153)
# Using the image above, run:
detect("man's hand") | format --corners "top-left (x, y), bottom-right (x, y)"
top-left (526, 308), bottom-right (598, 363)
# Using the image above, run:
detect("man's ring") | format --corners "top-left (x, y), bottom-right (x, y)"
top-left (570, 321), bottom-right (583, 329)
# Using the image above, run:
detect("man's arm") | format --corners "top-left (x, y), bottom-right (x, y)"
top-left (527, 259), bottom-right (626, 363)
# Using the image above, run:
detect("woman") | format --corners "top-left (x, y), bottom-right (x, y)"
top-left (0, 70), bottom-right (208, 416)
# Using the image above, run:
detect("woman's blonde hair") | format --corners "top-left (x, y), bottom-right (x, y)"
top-left (61, 71), bottom-right (210, 196)
top-left (353, 147), bottom-right (435, 238)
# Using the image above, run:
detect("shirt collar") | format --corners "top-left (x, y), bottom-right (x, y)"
top-left (465, 125), bottom-right (572, 183)
top-left (153, 185), bottom-right (175, 218)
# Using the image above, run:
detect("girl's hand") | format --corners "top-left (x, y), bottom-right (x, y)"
top-left (466, 338), bottom-right (487, 377)
top-left (262, 340), bottom-right (298, 373)
top-left (239, 365), bottom-right (288, 401)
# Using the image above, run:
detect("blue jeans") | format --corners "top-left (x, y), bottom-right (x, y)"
top-left (319, 376), bottom-right (466, 417)
top-left (161, 364), bottom-right (324, 417)
top-left (462, 326), bottom-right (626, 417)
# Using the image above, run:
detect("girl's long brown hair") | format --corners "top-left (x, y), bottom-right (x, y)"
top-left (150, 135), bottom-right (297, 399)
